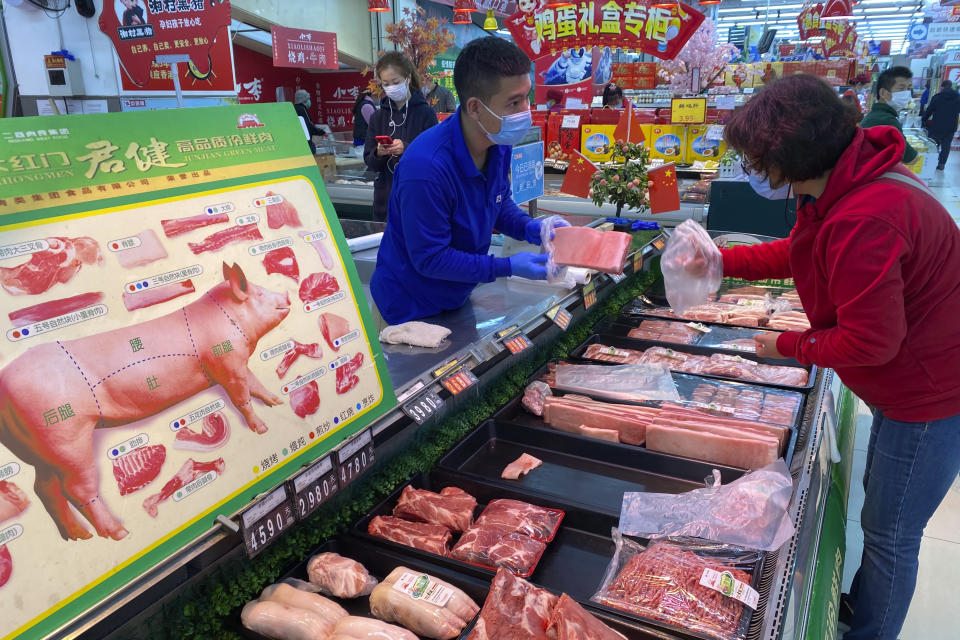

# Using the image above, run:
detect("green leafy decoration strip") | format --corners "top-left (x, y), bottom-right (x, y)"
top-left (158, 267), bottom-right (655, 640)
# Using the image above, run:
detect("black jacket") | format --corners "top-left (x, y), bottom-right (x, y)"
top-left (352, 96), bottom-right (376, 142)
top-left (294, 103), bottom-right (324, 154)
top-left (363, 91), bottom-right (438, 221)
top-left (923, 88), bottom-right (960, 139)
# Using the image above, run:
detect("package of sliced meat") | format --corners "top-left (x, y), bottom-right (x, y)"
top-left (619, 459), bottom-right (794, 552)
top-left (392, 485), bottom-right (477, 533)
top-left (474, 499), bottom-right (564, 542)
top-left (553, 363), bottom-right (680, 403)
top-left (449, 524), bottom-right (547, 577)
top-left (306, 552), bottom-right (378, 598)
top-left (467, 568), bottom-right (558, 640)
top-left (661, 220), bottom-right (723, 315)
top-left (592, 531), bottom-right (763, 640)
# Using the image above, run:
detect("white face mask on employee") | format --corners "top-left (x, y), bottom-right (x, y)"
top-left (887, 90), bottom-right (911, 111)
top-left (384, 80), bottom-right (410, 103)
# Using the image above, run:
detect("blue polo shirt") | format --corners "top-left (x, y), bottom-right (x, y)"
top-left (370, 109), bottom-right (532, 325)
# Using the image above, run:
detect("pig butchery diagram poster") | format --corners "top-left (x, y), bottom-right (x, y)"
top-left (0, 103), bottom-right (395, 639)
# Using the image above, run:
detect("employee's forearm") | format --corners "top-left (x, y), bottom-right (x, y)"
top-left (412, 248), bottom-right (511, 283)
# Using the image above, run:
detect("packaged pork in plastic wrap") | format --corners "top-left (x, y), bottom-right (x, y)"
top-left (619, 460), bottom-right (795, 552)
top-left (553, 363), bottom-right (680, 403)
top-left (661, 220), bottom-right (723, 315)
top-left (593, 530), bottom-right (763, 640)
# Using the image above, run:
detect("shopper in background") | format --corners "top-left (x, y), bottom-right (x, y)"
top-left (293, 89), bottom-right (326, 155)
top-left (545, 88), bottom-right (564, 113)
top-left (364, 52), bottom-right (438, 221)
top-left (712, 74), bottom-right (960, 640)
top-left (860, 66), bottom-right (918, 164)
top-left (919, 79), bottom-right (932, 118)
top-left (602, 83), bottom-right (627, 108)
top-left (422, 75), bottom-right (458, 114)
top-left (921, 80), bottom-right (960, 171)
top-left (371, 37), bottom-right (566, 325)
top-left (352, 89), bottom-right (377, 147)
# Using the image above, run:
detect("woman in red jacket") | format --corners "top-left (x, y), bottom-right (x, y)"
top-left (720, 75), bottom-right (960, 640)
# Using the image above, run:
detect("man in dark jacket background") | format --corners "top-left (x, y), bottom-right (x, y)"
top-left (922, 80), bottom-right (960, 170)
top-left (861, 66), bottom-right (918, 165)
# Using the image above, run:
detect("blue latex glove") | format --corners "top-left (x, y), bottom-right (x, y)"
top-left (509, 252), bottom-right (549, 280)
top-left (631, 220), bottom-right (660, 231)
top-left (524, 217), bottom-right (571, 245)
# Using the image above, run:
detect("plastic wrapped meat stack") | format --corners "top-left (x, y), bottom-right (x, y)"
top-left (306, 552), bottom-right (378, 598)
top-left (369, 566), bottom-right (480, 639)
top-left (661, 220), bottom-right (723, 315)
top-left (474, 499), bottom-right (564, 540)
top-left (449, 524), bottom-right (547, 576)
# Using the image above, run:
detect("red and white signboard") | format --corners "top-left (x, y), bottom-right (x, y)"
top-left (272, 25), bottom-right (338, 70)
top-left (99, 0), bottom-right (232, 88)
top-left (310, 72), bottom-right (369, 133)
top-left (234, 44), bottom-right (303, 106)
top-left (120, 28), bottom-right (236, 93)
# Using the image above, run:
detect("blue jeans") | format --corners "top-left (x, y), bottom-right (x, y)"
top-left (844, 410), bottom-right (960, 640)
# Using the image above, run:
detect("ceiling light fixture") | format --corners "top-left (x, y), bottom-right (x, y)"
top-left (368, 0), bottom-right (390, 12)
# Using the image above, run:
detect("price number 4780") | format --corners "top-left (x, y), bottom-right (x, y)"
top-left (339, 445), bottom-right (373, 486)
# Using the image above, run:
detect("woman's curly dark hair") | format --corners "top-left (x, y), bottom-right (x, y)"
top-left (724, 74), bottom-right (858, 183)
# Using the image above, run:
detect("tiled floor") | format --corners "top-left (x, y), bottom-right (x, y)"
top-left (842, 154), bottom-right (960, 637)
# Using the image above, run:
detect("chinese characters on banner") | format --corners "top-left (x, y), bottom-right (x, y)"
top-left (797, 3), bottom-right (825, 40)
top-left (505, 0), bottom-right (705, 61)
top-left (310, 72), bottom-right (368, 132)
top-left (272, 25), bottom-right (339, 70)
top-left (120, 29), bottom-right (236, 92)
top-left (234, 44), bottom-right (303, 106)
top-left (99, 0), bottom-right (232, 87)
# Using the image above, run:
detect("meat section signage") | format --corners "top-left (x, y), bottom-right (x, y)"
top-left (271, 25), bottom-right (339, 70)
top-left (99, 0), bottom-right (233, 88)
top-left (0, 104), bottom-right (395, 640)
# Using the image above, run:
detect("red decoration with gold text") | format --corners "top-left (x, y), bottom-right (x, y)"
top-left (506, 0), bottom-right (705, 61)
top-left (100, 0), bottom-right (232, 88)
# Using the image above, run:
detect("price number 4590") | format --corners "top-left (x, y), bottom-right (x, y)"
top-left (249, 511), bottom-right (286, 553)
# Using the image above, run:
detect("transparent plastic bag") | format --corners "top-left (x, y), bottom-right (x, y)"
top-left (540, 215), bottom-right (570, 284)
top-left (592, 530), bottom-right (762, 640)
top-left (618, 459), bottom-right (795, 552)
top-left (662, 220), bottom-right (723, 315)
top-left (554, 363), bottom-right (680, 403)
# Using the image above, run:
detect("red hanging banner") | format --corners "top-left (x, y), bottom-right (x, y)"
top-left (99, 0), bottom-right (232, 88)
top-left (505, 0), bottom-right (705, 61)
top-left (271, 25), bottom-right (339, 70)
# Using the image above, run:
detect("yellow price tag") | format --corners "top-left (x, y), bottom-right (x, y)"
top-left (671, 98), bottom-right (707, 124)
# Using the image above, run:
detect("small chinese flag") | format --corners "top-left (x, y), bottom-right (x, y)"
top-left (648, 162), bottom-right (680, 214)
top-left (560, 150), bottom-right (600, 199)
top-left (613, 103), bottom-right (646, 145)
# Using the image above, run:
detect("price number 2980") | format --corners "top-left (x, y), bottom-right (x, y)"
top-left (298, 475), bottom-right (336, 519)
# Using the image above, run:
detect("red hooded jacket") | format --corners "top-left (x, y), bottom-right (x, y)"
top-left (722, 126), bottom-right (960, 422)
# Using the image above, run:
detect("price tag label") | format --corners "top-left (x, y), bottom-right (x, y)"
top-left (652, 237), bottom-right (666, 251)
top-left (715, 95), bottom-right (736, 111)
top-left (670, 97), bottom-right (707, 124)
top-left (402, 390), bottom-right (444, 425)
top-left (561, 115), bottom-right (580, 128)
top-left (582, 280), bottom-right (597, 310)
top-left (545, 304), bottom-right (572, 330)
top-left (337, 429), bottom-right (375, 489)
top-left (440, 368), bottom-right (478, 395)
top-left (241, 485), bottom-right (295, 558)
top-left (289, 455), bottom-right (339, 521)
top-left (705, 125), bottom-right (725, 141)
top-left (609, 272), bottom-right (626, 284)
top-left (502, 332), bottom-right (532, 355)
top-left (633, 250), bottom-right (643, 273)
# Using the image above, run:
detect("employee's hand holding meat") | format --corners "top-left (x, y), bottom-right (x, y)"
top-left (524, 217), bottom-right (570, 244)
top-left (717, 74), bottom-right (960, 640)
top-left (372, 38), bottom-right (551, 324)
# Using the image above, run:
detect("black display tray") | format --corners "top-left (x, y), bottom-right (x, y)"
top-left (595, 317), bottom-right (781, 356)
top-left (621, 295), bottom-right (801, 333)
top-left (436, 419), bottom-right (744, 516)
top-left (571, 333), bottom-right (816, 391)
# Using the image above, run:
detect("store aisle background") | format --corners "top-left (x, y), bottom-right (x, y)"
top-left (844, 155), bottom-right (960, 639)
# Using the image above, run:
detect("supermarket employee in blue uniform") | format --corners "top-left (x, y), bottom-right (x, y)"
top-left (371, 37), bottom-right (566, 325)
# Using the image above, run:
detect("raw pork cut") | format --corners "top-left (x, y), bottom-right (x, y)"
top-left (467, 568), bottom-right (558, 640)
top-left (319, 312), bottom-right (351, 351)
top-left (299, 230), bottom-right (335, 270)
top-left (0, 480), bottom-right (29, 525)
top-left (501, 453), bottom-right (543, 480)
top-left (290, 378), bottom-right (320, 418)
top-left (336, 353), bottom-right (364, 395)
top-left (187, 224), bottom-right (263, 255)
top-left (142, 457), bottom-right (224, 517)
top-left (367, 515), bottom-right (452, 556)
top-left (113, 230), bottom-right (168, 268)
top-left (449, 524), bottom-right (546, 575)
top-left (9, 291), bottom-right (103, 325)
top-left (123, 279), bottom-right (196, 311)
top-left (521, 381), bottom-right (552, 417)
top-left (299, 272), bottom-right (340, 303)
top-left (240, 599), bottom-right (334, 640)
top-left (628, 320), bottom-right (699, 344)
top-left (645, 422), bottom-right (778, 469)
top-left (595, 541), bottom-right (752, 640)
top-left (265, 191), bottom-right (303, 229)
top-left (332, 616), bottom-right (418, 640)
top-left (551, 227), bottom-right (631, 275)
top-left (112, 445), bottom-right (166, 496)
top-left (260, 581), bottom-right (348, 622)
top-left (392, 484), bottom-right (477, 533)
top-left (547, 593), bottom-right (626, 640)
top-left (276, 340), bottom-right (323, 379)
top-left (0, 236), bottom-right (102, 295)
top-left (377, 566), bottom-right (480, 627)
top-left (474, 499), bottom-right (563, 540)
top-left (173, 412), bottom-right (230, 452)
top-left (262, 246), bottom-right (300, 283)
top-left (0, 545), bottom-right (10, 588)
top-left (542, 395), bottom-right (657, 445)
top-left (160, 212), bottom-right (229, 238)
top-left (307, 552), bottom-right (378, 598)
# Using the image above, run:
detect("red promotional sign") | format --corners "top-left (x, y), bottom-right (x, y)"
top-left (99, 0), bottom-right (232, 88)
top-left (271, 25), bottom-right (338, 70)
top-left (310, 72), bottom-right (369, 132)
top-left (120, 28), bottom-right (235, 92)
top-left (797, 3), bottom-right (825, 40)
top-left (534, 46), bottom-right (606, 105)
top-left (233, 44), bottom-right (305, 105)
top-left (505, 0), bottom-right (705, 61)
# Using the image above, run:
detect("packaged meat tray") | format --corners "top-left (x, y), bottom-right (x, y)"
top-left (571, 335), bottom-right (816, 391)
top-left (438, 420), bottom-right (747, 517)
top-left (595, 318), bottom-right (779, 355)
top-left (474, 499), bottom-right (565, 541)
top-left (592, 531), bottom-right (765, 640)
top-left (621, 294), bottom-right (810, 332)
top-left (449, 524), bottom-right (548, 577)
